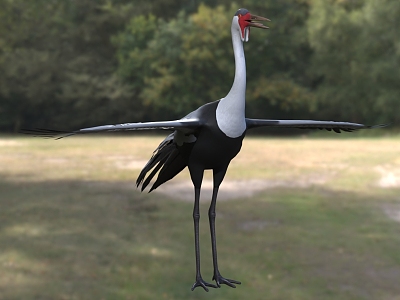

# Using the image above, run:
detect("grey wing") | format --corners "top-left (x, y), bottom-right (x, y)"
top-left (246, 119), bottom-right (386, 133)
top-left (21, 118), bottom-right (202, 139)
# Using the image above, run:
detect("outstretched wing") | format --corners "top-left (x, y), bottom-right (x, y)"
top-left (21, 118), bottom-right (202, 139)
top-left (246, 119), bottom-right (386, 133)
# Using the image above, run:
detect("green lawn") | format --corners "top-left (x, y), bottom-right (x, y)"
top-left (1, 135), bottom-right (400, 300)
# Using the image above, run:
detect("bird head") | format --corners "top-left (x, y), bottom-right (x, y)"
top-left (233, 8), bottom-right (270, 42)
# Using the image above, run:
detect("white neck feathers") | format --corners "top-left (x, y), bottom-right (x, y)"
top-left (216, 20), bottom-right (247, 138)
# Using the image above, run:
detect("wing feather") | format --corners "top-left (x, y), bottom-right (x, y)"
top-left (246, 119), bottom-right (386, 133)
top-left (21, 118), bottom-right (201, 139)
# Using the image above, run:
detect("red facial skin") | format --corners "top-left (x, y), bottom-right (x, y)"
top-left (238, 12), bottom-right (251, 40)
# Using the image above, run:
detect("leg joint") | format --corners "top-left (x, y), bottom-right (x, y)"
top-left (193, 212), bottom-right (200, 220)
top-left (208, 210), bottom-right (216, 219)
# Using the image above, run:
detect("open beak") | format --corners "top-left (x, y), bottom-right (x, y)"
top-left (248, 14), bottom-right (271, 29)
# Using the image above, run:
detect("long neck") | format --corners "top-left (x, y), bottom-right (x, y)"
top-left (226, 27), bottom-right (246, 102)
top-left (215, 25), bottom-right (247, 138)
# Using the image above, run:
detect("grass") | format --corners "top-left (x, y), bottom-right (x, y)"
top-left (1, 134), bottom-right (400, 300)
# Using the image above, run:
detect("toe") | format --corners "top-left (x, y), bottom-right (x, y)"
top-left (191, 278), bottom-right (218, 292)
top-left (213, 274), bottom-right (241, 288)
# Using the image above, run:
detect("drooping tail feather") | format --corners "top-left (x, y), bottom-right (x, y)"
top-left (136, 133), bottom-right (193, 192)
top-left (136, 134), bottom-right (174, 189)
top-left (141, 155), bottom-right (169, 191)
top-left (149, 147), bottom-right (187, 192)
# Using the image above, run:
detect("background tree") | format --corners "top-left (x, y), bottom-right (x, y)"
top-left (0, 0), bottom-right (136, 131)
top-left (308, 0), bottom-right (400, 124)
top-left (113, 1), bottom-right (316, 122)
top-left (0, 0), bottom-right (398, 132)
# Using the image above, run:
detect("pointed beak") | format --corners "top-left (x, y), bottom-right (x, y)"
top-left (248, 14), bottom-right (271, 29)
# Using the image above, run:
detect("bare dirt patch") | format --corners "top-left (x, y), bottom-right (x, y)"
top-left (375, 166), bottom-right (400, 188)
top-left (44, 158), bottom-right (70, 164)
top-left (0, 140), bottom-right (22, 147)
top-left (107, 155), bottom-right (149, 170)
top-left (154, 176), bottom-right (328, 201)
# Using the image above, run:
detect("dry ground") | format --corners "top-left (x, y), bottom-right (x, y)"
top-left (1, 134), bottom-right (400, 300)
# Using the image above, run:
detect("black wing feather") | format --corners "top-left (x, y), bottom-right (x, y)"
top-left (246, 119), bottom-right (386, 133)
top-left (21, 119), bottom-right (201, 139)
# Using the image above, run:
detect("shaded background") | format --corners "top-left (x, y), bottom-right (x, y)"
top-left (0, 0), bottom-right (399, 132)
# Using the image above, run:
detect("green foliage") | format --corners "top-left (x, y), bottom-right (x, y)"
top-left (0, 0), bottom-right (137, 131)
top-left (114, 5), bottom-right (234, 117)
top-left (114, 1), bottom-right (315, 119)
top-left (245, 0), bottom-right (316, 119)
top-left (308, 0), bottom-right (400, 124)
top-left (0, 0), bottom-right (398, 131)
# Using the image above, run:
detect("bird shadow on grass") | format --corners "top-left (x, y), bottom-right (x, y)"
top-left (1, 176), bottom-right (400, 300)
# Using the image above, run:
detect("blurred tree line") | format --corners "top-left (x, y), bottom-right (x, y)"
top-left (0, 0), bottom-right (398, 132)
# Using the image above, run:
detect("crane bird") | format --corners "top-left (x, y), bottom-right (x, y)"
top-left (23, 8), bottom-right (384, 291)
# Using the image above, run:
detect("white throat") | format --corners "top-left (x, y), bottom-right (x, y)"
top-left (216, 20), bottom-right (247, 138)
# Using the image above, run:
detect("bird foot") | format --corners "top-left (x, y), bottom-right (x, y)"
top-left (191, 277), bottom-right (218, 292)
top-left (212, 273), bottom-right (241, 288)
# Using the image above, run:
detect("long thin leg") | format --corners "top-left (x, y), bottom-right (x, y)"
top-left (189, 166), bottom-right (217, 292)
top-left (209, 168), bottom-right (241, 288)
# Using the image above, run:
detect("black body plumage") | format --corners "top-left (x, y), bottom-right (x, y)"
top-left (137, 101), bottom-right (245, 192)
